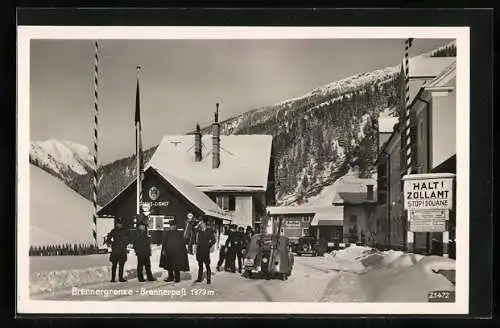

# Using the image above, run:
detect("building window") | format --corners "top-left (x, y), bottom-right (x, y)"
top-left (148, 216), bottom-right (158, 230)
top-left (280, 227), bottom-right (285, 236)
top-left (149, 215), bottom-right (173, 230)
top-left (303, 228), bottom-right (309, 236)
top-left (303, 216), bottom-right (310, 222)
top-left (217, 196), bottom-right (230, 211)
top-left (228, 196), bottom-right (236, 211)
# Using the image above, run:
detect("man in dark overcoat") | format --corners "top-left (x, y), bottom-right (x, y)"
top-left (105, 218), bottom-right (128, 282)
top-left (233, 227), bottom-right (246, 273)
top-left (194, 219), bottom-right (216, 284)
top-left (133, 222), bottom-right (156, 282)
top-left (159, 219), bottom-right (190, 283)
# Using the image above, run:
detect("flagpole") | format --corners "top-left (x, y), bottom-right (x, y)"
top-left (135, 65), bottom-right (142, 225)
top-left (92, 41), bottom-right (99, 245)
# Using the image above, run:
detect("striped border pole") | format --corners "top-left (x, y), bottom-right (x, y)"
top-left (92, 41), bottom-right (99, 244)
top-left (404, 38), bottom-right (414, 253)
top-left (405, 38), bottom-right (414, 175)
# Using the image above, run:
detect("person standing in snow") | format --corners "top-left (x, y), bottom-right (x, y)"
top-left (159, 219), bottom-right (190, 283)
top-left (193, 219), bottom-right (216, 284)
top-left (234, 226), bottom-right (246, 273)
top-left (225, 224), bottom-right (238, 272)
top-left (216, 227), bottom-right (230, 272)
top-left (105, 217), bottom-right (128, 283)
top-left (226, 225), bottom-right (245, 273)
top-left (133, 221), bottom-right (156, 282)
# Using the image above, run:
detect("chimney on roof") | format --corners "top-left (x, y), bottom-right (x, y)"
top-left (212, 103), bottom-right (220, 169)
top-left (367, 184), bottom-right (374, 201)
top-left (194, 123), bottom-right (202, 162)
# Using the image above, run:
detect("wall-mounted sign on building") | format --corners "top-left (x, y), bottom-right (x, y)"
top-left (141, 201), bottom-right (170, 208)
top-left (403, 173), bottom-right (455, 210)
top-left (285, 219), bottom-right (301, 229)
top-left (149, 186), bottom-right (160, 201)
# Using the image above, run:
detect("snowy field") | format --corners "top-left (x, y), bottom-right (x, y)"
top-left (31, 245), bottom-right (455, 303)
top-left (30, 254), bottom-right (110, 273)
top-left (29, 164), bottom-right (96, 246)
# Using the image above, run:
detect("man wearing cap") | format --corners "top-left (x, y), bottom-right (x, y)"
top-left (133, 221), bottom-right (156, 282)
top-left (105, 218), bottom-right (128, 282)
top-left (216, 226), bottom-right (230, 272)
top-left (225, 224), bottom-right (241, 273)
top-left (160, 219), bottom-right (190, 283)
top-left (193, 219), bottom-right (216, 284)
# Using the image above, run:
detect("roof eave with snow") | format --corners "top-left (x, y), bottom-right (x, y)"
top-left (198, 186), bottom-right (267, 193)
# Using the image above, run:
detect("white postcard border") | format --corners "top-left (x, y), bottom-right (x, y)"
top-left (17, 25), bottom-right (470, 314)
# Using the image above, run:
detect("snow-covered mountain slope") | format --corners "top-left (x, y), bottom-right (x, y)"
top-left (29, 164), bottom-right (97, 246)
top-left (30, 41), bottom-right (455, 207)
top-left (30, 139), bottom-right (94, 176)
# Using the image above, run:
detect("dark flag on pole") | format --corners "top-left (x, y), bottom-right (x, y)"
top-left (135, 66), bottom-right (144, 218)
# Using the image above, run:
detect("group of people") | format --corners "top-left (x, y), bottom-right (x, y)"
top-left (104, 216), bottom-right (218, 284)
top-left (216, 225), bottom-right (254, 274)
top-left (159, 218), bottom-right (216, 284)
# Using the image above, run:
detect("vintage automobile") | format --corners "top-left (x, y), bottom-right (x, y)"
top-left (291, 236), bottom-right (327, 257)
top-left (243, 234), bottom-right (294, 280)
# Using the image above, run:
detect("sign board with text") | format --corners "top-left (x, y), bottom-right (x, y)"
top-left (285, 219), bottom-right (301, 229)
top-left (284, 219), bottom-right (301, 238)
top-left (403, 174), bottom-right (455, 210)
top-left (409, 209), bottom-right (448, 232)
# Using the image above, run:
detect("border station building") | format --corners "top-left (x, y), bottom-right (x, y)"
top-left (375, 56), bottom-right (456, 253)
top-left (98, 112), bottom-right (276, 241)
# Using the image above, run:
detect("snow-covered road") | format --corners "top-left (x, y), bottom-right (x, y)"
top-left (32, 256), bottom-right (342, 302)
top-left (30, 246), bottom-right (456, 303)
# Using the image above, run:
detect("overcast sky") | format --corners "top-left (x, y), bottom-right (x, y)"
top-left (30, 38), bottom-right (451, 164)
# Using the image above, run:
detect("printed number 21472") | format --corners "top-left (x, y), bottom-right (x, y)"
top-left (428, 290), bottom-right (455, 302)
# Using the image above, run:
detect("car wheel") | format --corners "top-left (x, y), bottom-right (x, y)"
top-left (245, 270), bottom-right (252, 279)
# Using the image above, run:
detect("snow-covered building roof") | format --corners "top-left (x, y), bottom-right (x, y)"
top-left (267, 205), bottom-right (320, 216)
top-left (333, 192), bottom-right (377, 205)
top-left (153, 168), bottom-right (229, 220)
top-left (98, 166), bottom-right (229, 221)
top-left (408, 57), bottom-right (456, 79)
top-left (310, 207), bottom-right (344, 227)
top-left (146, 134), bottom-right (273, 192)
top-left (426, 61), bottom-right (456, 89)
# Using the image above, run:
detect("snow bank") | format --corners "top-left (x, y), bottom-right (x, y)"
top-left (30, 247), bottom-right (163, 295)
top-left (30, 266), bottom-right (113, 295)
top-left (330, 245), bottom-right (375, 261)
top-left (319, 245), bottom-right (378, 273)
top-left (320, 245), bottom-right (455, 302)
top-left (360, 255), bottom-right (455, 302)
